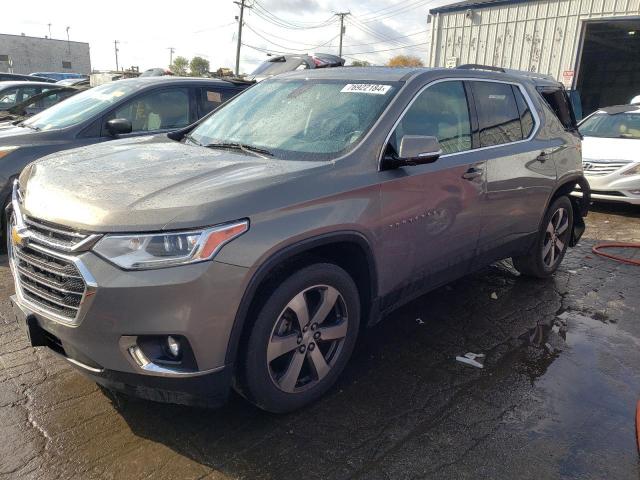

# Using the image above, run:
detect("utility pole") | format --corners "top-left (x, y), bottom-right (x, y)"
top-left (168, 47), bottom-right (175, 68)
top-left (114, 40), bottom-right (120, 72)
top-left (47, 23), bottom-right (52, 39)
top-left (234, 0), bottom-right (251, 76)
top-left (335, 12), bottom-right (349, 57)
top-left (65, 26), bottom-right (71, 54)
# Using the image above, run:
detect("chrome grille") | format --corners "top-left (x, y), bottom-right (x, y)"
top-left (13, 241), bottom-right (87, 321)
top-left (23, 215), bottom-right (96, 252)
top-left (582, 160), bottom-right (631, 176)
top-left (10, 182), bottom-right (98, 323)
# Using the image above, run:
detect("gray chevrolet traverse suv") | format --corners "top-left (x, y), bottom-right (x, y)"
top-left (9, 66), bottom-right (589, 413)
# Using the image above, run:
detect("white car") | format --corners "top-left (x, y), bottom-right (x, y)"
top-left (577, 105), bottom-right (640, 205)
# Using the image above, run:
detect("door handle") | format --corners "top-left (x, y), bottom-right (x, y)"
top-left (462, 167), bottom-right (483, 180)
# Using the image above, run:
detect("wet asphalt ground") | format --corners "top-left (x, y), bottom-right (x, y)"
top-left (1, 204), bottom-right (639, 480)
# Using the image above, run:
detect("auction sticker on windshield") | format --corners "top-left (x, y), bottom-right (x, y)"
top-left (341, 84), bottom-right (391, 95)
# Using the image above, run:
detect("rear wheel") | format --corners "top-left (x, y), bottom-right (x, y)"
top-left (513, 195), bottom-right (574, 278)
top-left (240, 263), bottom-right (360, 413)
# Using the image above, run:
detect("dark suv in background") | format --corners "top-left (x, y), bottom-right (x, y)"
top-left (0, 76), bottom-right (249, 227)
top-left (9, 66), bottom-right (588, 413)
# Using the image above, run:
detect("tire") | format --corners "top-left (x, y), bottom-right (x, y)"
top-left (513, 195), bottom-right (574, 278)
top-left (240, 263), bottom-right (360, 413)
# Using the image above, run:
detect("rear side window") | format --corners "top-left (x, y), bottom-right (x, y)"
top-left (513, 86), bottom-right (535, 138)
top-left (537, 87), bottom-right (577, 130)
top-left (390, 80), bottom-right (472, 155)
top-left (199, 88), bottom-right (236, 116)
top-left (471, 81), bottom-right (523, 147)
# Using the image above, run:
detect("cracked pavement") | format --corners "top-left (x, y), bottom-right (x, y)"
top-left (1, 204), bottom-right (639, 479)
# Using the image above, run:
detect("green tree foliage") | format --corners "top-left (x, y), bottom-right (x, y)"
top-left (350, 60), bottom-right (371, 67)
top-left (190, 56), bottom-right (211, 77)
top-left (170, 56), bottom-right (189, 76)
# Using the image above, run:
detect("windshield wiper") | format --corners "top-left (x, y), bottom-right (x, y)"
top-left (18, 123), bottom-right (39, 131)
top-left (183, 133), bottom-right (202, 146)
top-left (204, 142), bottom-right (273, 158)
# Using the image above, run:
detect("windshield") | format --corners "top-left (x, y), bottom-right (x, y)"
top-left (23, 82), bottom-right (139, 131)
top-left (189, 79), bottom-right (399, 160)
top-left (579, 112), bottom-right (640, 139)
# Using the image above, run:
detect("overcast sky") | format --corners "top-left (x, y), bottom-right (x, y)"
top-left (0, 0), bottom-right (451, 74)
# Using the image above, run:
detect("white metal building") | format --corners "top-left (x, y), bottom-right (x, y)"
top-left (0, 34), bottom-right (91, 75)
top-left (428, 0), bottom-right (640, 115)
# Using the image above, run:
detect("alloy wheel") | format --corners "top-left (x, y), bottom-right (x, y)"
top-left (542, 207), bottom-right (569, 268)
top-left (267, 284), bottom-right (348, 393)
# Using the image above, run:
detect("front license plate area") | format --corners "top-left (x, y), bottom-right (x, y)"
top-left (11, 297), bottom-right (47, 347)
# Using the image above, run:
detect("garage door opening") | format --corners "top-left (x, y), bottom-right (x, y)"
top-left (575, 19), bottom-right (640, 116)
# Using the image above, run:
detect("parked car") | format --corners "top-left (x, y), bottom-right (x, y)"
top-left (0, 72), bottom-right (55, 83)
top-left (30, 72), bottom-right (85, 82)
top-left (0, 76), bottom-right (249, 221)
top-left (56, 78), bottom-right (90, 87)
top-left (140, 68), bottom-right (174, 77)
top-left (0, 86), bottom-right (83, 125)
top-left (576, 104), bottom-right (640, 205)
top-left (8, 66), bottom-right (588, 413)
top-left (0, 82), bottom-right (68, 111)
top-left (247, 53), bottom-right (345, 81)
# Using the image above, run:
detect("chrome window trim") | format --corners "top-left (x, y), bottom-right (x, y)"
top-left (377, 77), bottom-right (542, 170)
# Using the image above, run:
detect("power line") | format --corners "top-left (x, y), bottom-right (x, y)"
top-left (357, 0), bottom-right (435, 23)
top-left (244, 22), bottom-right (338, 52)
top-left (343, 41), bottom-right (429, 55)
top-left (346, 16), bottom-right (408, 47)
top-left (192, 21), bottom-right (236, 34)
top-left (343, 29), bottom-right (429, 47)
top-left (353, 0), bottom-right (431, 21)
top-left (241, 42), bottom-right (292, 55)
top-left (243, 22), bottom-right (341, 48)
top-left (251, 1), bottom-right (337, 30)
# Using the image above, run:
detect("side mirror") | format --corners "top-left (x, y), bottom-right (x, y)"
top-left (396, 135), bottom-right (442, 165)
top-left (106, 118), bottom-right (132, 136)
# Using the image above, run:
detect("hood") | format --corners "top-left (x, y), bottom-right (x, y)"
top-left (21, 135), bottom-right (328, 232)
top-left (0, 120), bottom-right (20, 131)
top-left (581, 136), bottom-right (639, 163)
top-left (0, 124), bottom-right (44, 142)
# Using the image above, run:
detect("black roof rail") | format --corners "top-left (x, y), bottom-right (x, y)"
top-left (456, 64), bottom-right (506, 73)
top-left (457, 63), bottom-right (559, 84)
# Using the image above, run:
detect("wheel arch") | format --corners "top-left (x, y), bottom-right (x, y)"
top-left (224, 231), bottom-right (379, 368)
top-left (546, 174), bottom-right (590, 247)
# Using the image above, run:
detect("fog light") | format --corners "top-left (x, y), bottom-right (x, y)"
top-left (167, 336), bottom-right (180, 358)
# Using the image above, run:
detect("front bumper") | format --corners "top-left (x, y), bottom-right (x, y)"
top-left (574, 171), bottom-right (640, 205)
top-left (12, 294), bottom-right (233, 406)
top-left (10, 249), bottom-right (250, 405)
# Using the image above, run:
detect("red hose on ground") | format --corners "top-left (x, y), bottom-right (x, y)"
top-left (592, 243), bottom-right (640, 266)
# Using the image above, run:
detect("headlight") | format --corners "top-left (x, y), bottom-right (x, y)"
top-left (93, 220), bottom-right (248, 270)
top-left (0, 146), bottom-right (19, 160)
top-left (621, 164), bottom-right (640, 176)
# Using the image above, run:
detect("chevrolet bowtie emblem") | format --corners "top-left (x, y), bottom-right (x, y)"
top-left (11, 226), bottom-right (26, 247)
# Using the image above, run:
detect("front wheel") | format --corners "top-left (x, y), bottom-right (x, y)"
top-left (239, 263), bottom-right (360, 413)
top-left (513, 195), bottom-right (574, 278)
